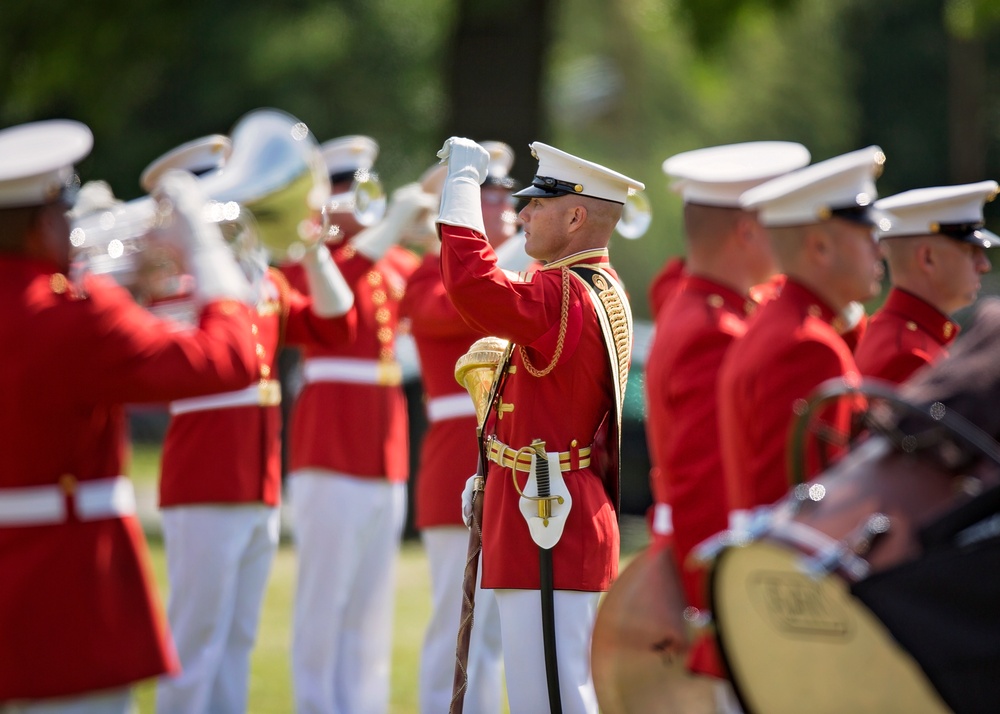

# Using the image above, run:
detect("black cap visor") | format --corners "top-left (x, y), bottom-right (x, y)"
top-left (939, 223), bottom-right (999, 249)
top-left (513, 175), bottom-right (582, 200)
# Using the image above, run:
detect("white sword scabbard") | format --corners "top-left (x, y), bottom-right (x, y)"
top-left (517, 445), bottom-right (573, 550)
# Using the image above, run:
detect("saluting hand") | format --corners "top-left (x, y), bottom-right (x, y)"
top-left (437, 137), bottom-right (490, 186)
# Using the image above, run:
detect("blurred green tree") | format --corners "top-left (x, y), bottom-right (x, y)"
top-left (2, 0), bottom-right (999, 310)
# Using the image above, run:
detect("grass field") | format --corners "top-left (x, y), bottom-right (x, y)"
top-left (133, 541), bottom-right (449, 714)
top-left (128, 441), bottom-right (482, 713)
top-left (126, 442), bottom-right (648, 713)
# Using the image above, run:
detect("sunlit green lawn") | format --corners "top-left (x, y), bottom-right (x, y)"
top-left (133, 541), bottom-right (443, 714)
top-left (127, 442), bottom-right (647, 713)
top-left (127, 442), bottom-right (505, 714)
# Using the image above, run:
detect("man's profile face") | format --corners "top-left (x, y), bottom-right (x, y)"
top-left (929, 236), bottom-right (991, 314)
top-left (827, 218), bottom-right (883, 303)
top-left (518, 195), bottom-right (573, 263)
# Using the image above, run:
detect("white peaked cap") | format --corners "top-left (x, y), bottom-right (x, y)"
top-left (140, 134), bottom-right (232, 192)
top-left (514, 141), bottom-right (645, 205)
top-left (321, 135), bottom-right (379, 179)
top-left (740, 145), bottom-right (888, 228)
top-left (662, 141), bottom-right (811, 207)
top-left (875, 180), bottom-right (999, 248)
top-left (0, 120), bottom-right (93, 209)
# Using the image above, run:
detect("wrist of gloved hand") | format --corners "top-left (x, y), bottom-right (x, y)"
top-left (461, 474), bottom-right (480, 528)
top-left (437, 176), bottom-right (486, 237)
top-left (352, 183), bottom-right (438, 261)
top-left (302, 242), bottom-right (354, 317)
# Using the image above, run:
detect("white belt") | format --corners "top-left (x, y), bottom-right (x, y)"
top-left (0, 476), bottom-right (136, 526)
top-left (426, 393), bottom-right (477, 422)
top-left (169, 381), bottom-right (281, 415)
top-left (302, 357), bottom-right (403, 387)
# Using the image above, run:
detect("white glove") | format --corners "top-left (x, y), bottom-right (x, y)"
top-left (152, 170), bottom-right (253, 306)
top-left (351, 182), bottom-right (438, 261)
top-left (301, 241), bottom-right (354, 317)
top-left (461, 474), bottom-right (479, 528)
top-left (435, 137), bottom-right (488, 237)
top-left (839, 301), bottom-right (866, 334)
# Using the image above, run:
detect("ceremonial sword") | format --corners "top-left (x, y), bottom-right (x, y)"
top-left (532, 439), bottom-right (564, 714)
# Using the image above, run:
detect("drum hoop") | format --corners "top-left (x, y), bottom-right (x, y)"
top-left (788, 376), bottom-right (1000, 487)
top-left (707, 546), bottom-right (755, 714)
top-left (762, 519), bottom-right (871, 581)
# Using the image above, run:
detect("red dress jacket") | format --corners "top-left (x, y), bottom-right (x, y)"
top-left (854, 287), bottom-right (958, 385)
top-left (0, 257), bottom-right (257, 700)
top-left (645, 276), bottom-right (755, 609)
top-left (400, 253), bottom-right (483, 528)
top-left (648, 256), bottom-right (686, 319)
top-left (159, 268), bottom-right (355, 507)
top-left (440, 226), bottom-right (623, 592)
top-left (718, 279), bottom-right (858, 514)
top-left (284, 244), bottom-right (419, 481)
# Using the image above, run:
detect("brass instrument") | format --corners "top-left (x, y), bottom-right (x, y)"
top-left (454, 335), bottom-right (510, 430)
top-left (197, 107), bottom-right (330, 260)
top-left (615, 188), bottom-right (652, 239)
top-left (69, 108), bottom-right (330, 304)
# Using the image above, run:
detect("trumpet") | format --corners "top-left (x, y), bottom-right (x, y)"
top-left (69, 107), bottom-right (331, 305)
top-left (615, 188), bottom-right (652, 240)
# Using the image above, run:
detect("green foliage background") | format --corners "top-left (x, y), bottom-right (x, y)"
top-left (3, 0), bottom-right (1000, 317)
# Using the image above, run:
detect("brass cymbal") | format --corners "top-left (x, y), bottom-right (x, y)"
top-left (591, 545), bottom-right (718, 714)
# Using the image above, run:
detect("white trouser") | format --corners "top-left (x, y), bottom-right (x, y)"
top-left (289, 471), bottom-right (407, 714)
top-left (419, 527), bottom-right (503, 714)
top-left (494, 588), bottom-right (601, 714)
top-left (156, 504), bottom-right (279, 714)
top-left (0, 688), bottom-right (132, 714)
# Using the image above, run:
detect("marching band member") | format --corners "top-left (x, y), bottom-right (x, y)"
top-left (855, 180), bottom-right (997, 383)
top-left (401, 141), bottom-right (526, 714)
top-left (436, 137), bottom-right (640, 714)
top-left (0, 120), bottom-right (258, 713)
top-left (719, 146), bottom-right (890, 526)
top-left (647, 255), bottom-right (687, 319)
top-left (644, 142), bottom-right (810, 695)
top-left (282, 136), bottom-right (422, 714)
top-left (144, 137), bottom-right (358, 714)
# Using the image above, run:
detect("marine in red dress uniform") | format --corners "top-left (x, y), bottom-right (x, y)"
top-left (281, 135), bottom-right (422, 714)
top-left (641, 143), bottom-right (810, 696)
top-left (0, 121), bottom-right (257, 708)
top-left (647, 255), bottom-right (686, 319)
top-left (157, 261), bottom-right (354, 713)
top-left (855, 180), bottom-right (997, 384)
top-left (719, 146), bottom-right (888, 525)
top-left (402, 144), bottom-right (530, 714)
top-left (437, 137), bottom-right (641, 714)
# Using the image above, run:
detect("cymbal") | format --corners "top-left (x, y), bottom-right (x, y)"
top-left (591, 545), bottom-right (718, 714)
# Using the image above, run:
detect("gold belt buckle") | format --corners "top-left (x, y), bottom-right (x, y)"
top-left (376, 361), bottom-right (403, 386)
top-left (258, 380), bottom-right (282, 406)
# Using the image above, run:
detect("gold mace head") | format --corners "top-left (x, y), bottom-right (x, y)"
top-left (454, 335), bottom-right (510, 428)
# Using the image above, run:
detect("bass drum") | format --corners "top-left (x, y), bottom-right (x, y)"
top-left (591, 545), bottom-right (718, 714)
top-left (707, 438), bottom-right (960, 714)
